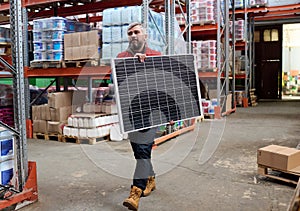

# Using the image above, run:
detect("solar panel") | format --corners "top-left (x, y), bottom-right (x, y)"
top-left (111, 54), bottom-right (203, 134)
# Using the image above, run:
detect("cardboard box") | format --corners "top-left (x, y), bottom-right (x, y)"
top-left (83, 103), bottom-right (102, 113)
top-left (64, 33), bottom-right (81, 48)
top-left (33, 120), bottom-right (47, 134)
top-left (32, 105), bottom-right (41, 120)
top-left (73, 46), bottom-right (83, 60)
top-left (40, 104), bottom-right (51, 120)
top-left (64, 47), bottom-right (73, 60)
top-left (48, 92), bottom-right (73, 108)
top-left (257, 145), bottom-right (300, 171)
top-left (226, 93), bottom-right (232, 112)
top-left (50, 106), bottom-right (72, 122)
top-left (80, 30), bottom-right (99, 46)
top-left (47, 121), bottom-right (65, 134)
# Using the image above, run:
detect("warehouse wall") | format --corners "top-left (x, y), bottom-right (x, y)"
top-left (283, 23), bottom-right (300, 72)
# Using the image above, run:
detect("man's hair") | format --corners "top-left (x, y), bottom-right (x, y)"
top-left (127, 22), bottom-right (146, 33)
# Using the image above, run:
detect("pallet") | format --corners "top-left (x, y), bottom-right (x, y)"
top-left (193, 20), bottom-right (216, 26)
top-left (30, 59), bottom-right (99, 69)
top-left (288, 179), bottom-right (300, 211)
top-left (249, 4), bottom-right (268, 8)
top-left (62, 59), bottom-right (99, 68)
top-left (33, 132), bottom-right (62, 141)
top-left (30, 61), bottom-right (64, 69)
top-left (62, 135), bottom-right (109, 145)
top-left (258, 164), bottom-right (300, 185)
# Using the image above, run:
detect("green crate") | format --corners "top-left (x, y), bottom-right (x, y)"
top-left (0, 78), bottom-right (13, 85)
top-left (29, 78), bottom-right (55, 88)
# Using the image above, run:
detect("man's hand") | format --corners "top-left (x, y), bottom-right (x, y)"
top-left (134, 53), bottom-right (146, 62)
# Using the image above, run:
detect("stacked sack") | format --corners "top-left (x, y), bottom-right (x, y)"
top-left (192, 40), bottom-right (217, 70)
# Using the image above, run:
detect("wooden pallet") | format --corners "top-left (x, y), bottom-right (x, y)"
top-left (193, 20), bottom-right (216, 26)
top-left (288, 179), bottom-right (300, 211)
top-left (30, 61), bottom-right (64, 69)
top-left (62, 59), bottom-right (99, 68)
top-left (33, 132), bottom-right (62, 141)
top-left (258, 164), bottom-right (300, 185)
top-left (62, 135), bottom-right (109, 145)
top-left (30, 59), bottom-right (99, 69)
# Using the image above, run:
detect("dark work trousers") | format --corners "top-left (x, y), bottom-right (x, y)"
top-left (129, 128), bottom-right (156, 191)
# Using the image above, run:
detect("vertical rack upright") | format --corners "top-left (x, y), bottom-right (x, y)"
top-left (9, 0), bottom-right (28, 191)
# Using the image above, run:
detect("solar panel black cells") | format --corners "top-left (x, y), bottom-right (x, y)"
top-left (112, 54), bottom-right (203, 133)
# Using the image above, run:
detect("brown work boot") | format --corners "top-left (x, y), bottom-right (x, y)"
top-left (143, 176), bottom-right (156, 197)
top-left (123, 186), bottom-right (143, 210)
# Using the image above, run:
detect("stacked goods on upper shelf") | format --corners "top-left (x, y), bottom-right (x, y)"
top-left (230, 20), bottom-right (246, 41)
top-left (229, 0), bottom-right (244, 9)
top-left (0, 27), bottom-right (11, 56)
top-left (248, 0), bottom-right (268, 7)
top-left (0, 27), bottom-right (10, 43)
top-left (0, 127), bottom-right (15, 187)
top-left (192, 40), bottom-right (217, 71)
top-left (31, 17), bottom-right (91, 63)
top-left (191, 0), bottom-right (217, 25)
top-left (102, 6), bottom-right (165, 60)
top-left (64, 30), bottom-right (100, 61)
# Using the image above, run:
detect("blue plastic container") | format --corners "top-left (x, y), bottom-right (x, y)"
top-left (33, 51), bottom-right (42, 61)
top-left (66, 20), bottom-right (75, 31)
top-left (33, 31), bottom-right (42, 41)
top-left (33, 20), bottom-right (42, 31)
top-left (53, 41), bottom-right (63, 50)
top-left (46, 42), bottom-right (53, 50)
top-left (42, 31), bottom-right (52, 40)
top-left (52, 30), bottom-right (65, 40)
top-left (51, 17), bottom-right (67, 30)
top-left (0, 159), bottom-right (14, 185)
top-left (0, 128), bottom-right (14, 162)
top-left (53, 50), bottom-right (63, 61)
top-left (33, 42), bottom-right (43, 51)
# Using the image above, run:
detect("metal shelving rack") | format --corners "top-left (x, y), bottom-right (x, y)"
top-left (195, 0), bottom-right (232, 116)
top-left (1, 1), bottom-right (300, 207)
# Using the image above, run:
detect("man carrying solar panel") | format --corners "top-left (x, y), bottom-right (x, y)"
top-left (116, 22), bottom-right (165, 211)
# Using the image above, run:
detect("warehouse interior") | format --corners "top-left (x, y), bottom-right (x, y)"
top-left (0, 0), bottom-right (300, 210)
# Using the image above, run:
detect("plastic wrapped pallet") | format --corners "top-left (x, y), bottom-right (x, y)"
top-left (121, 6), bottom-right (132, 24)
top-left (111, 26), bottom-right (122, 43)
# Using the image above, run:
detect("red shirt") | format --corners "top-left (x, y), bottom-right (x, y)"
top-left (117, 47), bottom-right (161, 58)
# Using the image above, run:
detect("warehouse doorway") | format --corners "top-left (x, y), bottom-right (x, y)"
top-left (254, 25), bottom-right (282, 100)
top-left (282, 23), bottom-right (300, 100)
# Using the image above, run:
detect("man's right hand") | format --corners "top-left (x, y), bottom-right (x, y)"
top-left (134, 53), bottom-right (146, 62)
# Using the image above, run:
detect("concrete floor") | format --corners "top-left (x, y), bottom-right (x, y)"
top-left (18, 101), bottom-right (300, 211)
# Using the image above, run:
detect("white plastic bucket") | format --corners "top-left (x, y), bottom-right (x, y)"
top-left (0, 159), bottom-right (14, 185)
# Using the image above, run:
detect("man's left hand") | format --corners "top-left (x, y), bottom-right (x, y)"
top-left (134, 53), bottom-right (146, 62)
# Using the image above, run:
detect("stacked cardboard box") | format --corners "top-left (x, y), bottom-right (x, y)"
top-left (32, 92), bottom-right (74, 134)
top-left (64, 30), bottom-right (99, 61)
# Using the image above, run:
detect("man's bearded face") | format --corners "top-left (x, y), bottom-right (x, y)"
top-left (128, 25), bottom-right (147, 51)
